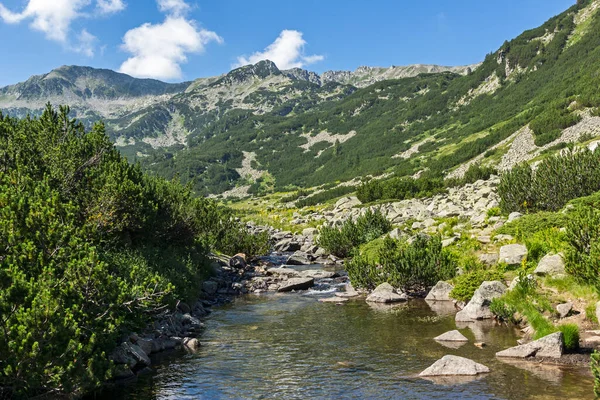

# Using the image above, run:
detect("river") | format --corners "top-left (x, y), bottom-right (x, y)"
top-left (97, 279), bottom-right (594, 400)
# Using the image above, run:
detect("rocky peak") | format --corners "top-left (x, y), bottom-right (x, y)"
top-left (282, 68), bottom-right (322, 85)
top-left (219, 60), bottom-right (282, 86)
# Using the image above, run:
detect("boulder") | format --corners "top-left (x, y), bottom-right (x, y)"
top-left (274, 238), bottom-right (301, 252)
top-left (110, 342), bottom-right (151, 369)
top-left (534, 253), bottom-right (566, 277)
top-left (229, 253), bottom-right (247, 269)
top-left (302, 227), bottom-right (318, 237)
top-left (286, 251), bottom-right (313, 266)
top-left (335, 284), bottom-right (360, 298)
top-left (419, 355), bottom-right (490, 376)
top-left (136, 338), bottom-right (154, 356)
top-left (300, 270), bottom-right (337, 279)
top-left (478, 253), bottom-right (499, 266)
top-left (496, 332), bottom-right (564, 359)
top-left (499, 244), bottom-right (528, 266)
top-left (556, 302), bottom-right (573, 319)
top-left (202, 280), bottom-right (218, 295)
top-left (366, 283), bottom-right (408, 303)
top-left (335, 196), bottom-right (361, 210)
top-left (434, 330), bottom-right (469, 342)
top-left (182, 338), bottom-right (200, 352)
top-left (267, 267), bottom-right (301, 278)
top-left (277, 277), bottom-right (315, 292)
top-left (455, 281), bottom-right (507, 322)
top-left (442, 237), bottom-right (458, 247)
top-left (425, 281), bottom-right (454, 301)
top-left (508, 212), bottom-right (523, 222)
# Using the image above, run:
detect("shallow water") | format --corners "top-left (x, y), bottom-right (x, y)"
top-left (97, 292), bottom-right (594, 399)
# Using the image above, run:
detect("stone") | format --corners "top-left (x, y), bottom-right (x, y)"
top-left (596, 301), bottom-right (600, 325)
top-left (496, 332), bottom-right (564, 359)
top-left (334, 196), bottom-right (361, 210)
top-left (277, 277), bottom-right (315, 292)
top-left (182, 337), bottom-right (200, 352)
top-left (508, 274), bottom-right (535, 291)
top-left (302, 227), bottom-right (318, 237)
top-left (202, 280), bottom-right (218, 295)
top-left (494, 234), bottom-right (514, 242)
top-left (455, 281), bottom-right (507, 322)
top-left (508, 212), bottom-right (523, 222)
top-left (274, 238), bottom-right (301, 252)
top-left (229, 253), bottom-right (247, 269)
top-left (442, 237), bottom-right (458, 247)
top-left (425, 281), bottom-right (454, 301)
top-left (419, 355), bottom-right (490, 376)
top-left (319, 297), bottom-right (349, 303)
top-left (136, 338), bottom-right (154, 356)
top-left (113, 364), bottom-right (135, 380)
top-left (300, 270), bottom-right (337, 279)
top-left (499, 244), bottom-right (528, 266)
top-left (534, 253), bottom-right (566, 277)
top-left (286, 251), bottom-right (313, 266)
top-left (478, 253), bottom-right (499, 266)
top-left (335, 284), bottom-right (360, 298)
top-left (267, 267), bottom-right (301, 277)
top-left (366, 283), bottom-right (409, 303)
top-left (556, 302), bottom-right (573, 318)
top-left (434, 330), bottom-right (469, 342)
top-left (111, 342), bottom-right (151, 369)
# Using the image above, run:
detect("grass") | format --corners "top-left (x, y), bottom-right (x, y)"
top-left (558, 323), bottom-right (580, 350)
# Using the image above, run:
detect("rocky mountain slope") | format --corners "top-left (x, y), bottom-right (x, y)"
top-left (2, 0), bottom-right (600, 197)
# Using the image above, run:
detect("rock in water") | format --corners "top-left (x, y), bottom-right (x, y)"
top-left (425, 281), bottom-right (454, 301)
top-left (286, 251), bottom-right (313, 266)
top-left (496, 332), bottom-right (564, 359)
top-left (434, 330), bottom-right (469, 342)
top-left (534, 253), bottom-right (566, 277)
top-left (499, 244), bottom-right (528, 266)
top-left (455, 281), bottom-right (507, 322)
top-left (277, 277), bottom-right (315, 292)
top-left (419, 355), bottom-right (490, 376)
top-left (366, 283), bottom-right (408, 303)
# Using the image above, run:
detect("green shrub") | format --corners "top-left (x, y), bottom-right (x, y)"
top-left (490, 298), bottom-right (517, 322)
top-left (558, 324), bottom-right (580, 351)
top-left (450, 269), bottom-right (504, 301)
top-left (565, 206), bottom-right (600, 286)
top-left (498, 148), bottom-right (600, 213)
top-left (357, 176), bottom-right (446, 203)
top-left (523, 228), bottom-right (567, 265)
top-left (496, 211), bottom-right (568, 239)
top-left (487, 207), bottom-right (502, 217)
top-left (295, 185), bottom-right (356, 207)
top-left (591, 351), bottom-right (600, 397)
top-left (318, 209), bottom-right (392, 258)
top-left (347, 235), bottom-right (457, 292)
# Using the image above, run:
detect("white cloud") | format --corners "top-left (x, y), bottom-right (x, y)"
top-left (119, 16), bottom-right (222, 80)
top-left (157, 0), bottom-right (190, 16)
top-left (235, 30), bottom-right (324, 70)
top-left (97, 0), bottom-right (126, 14)
top-left (0, 0), bottom-right (90, 42)
top-left (72, 29), bottom-right (97, 57)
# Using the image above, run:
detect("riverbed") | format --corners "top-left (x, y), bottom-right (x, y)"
top-left (98, 289), bottom-right (594, 399)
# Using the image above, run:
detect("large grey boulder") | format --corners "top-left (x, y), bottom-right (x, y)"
top-left (496, 332), bottom-right (564, 359)
top-left (336, 284), bottom-right (360, 298)
top-left (419, 355), bottom-right (490, 376)
top-left (556, 302), bottom-right (573, 319)
top-left (508, 212), bottom-right (523, 222)
top-left (300, 270), bottom-right (337, 279)
top-left (499, 244), bottom-right (528, 266)
top-left (267, 267), bottom-right (301, 278)
top-left (434, 330), bottom-right (469, 342)
top-left (335, 196), bottom-right (361, 210)
top-left (455, 281), bottom-right (507, 322)
top-left (274, 238), bottom-right (301, 252)
top-left (110, 342), bottom-right (151, 369)
top-left (366, 283), bottom-right (408, 303)
top-left (277, 277), bottom-right (314, 292)
top-left (425, 281), bottom-right (454, 301)
top-left (286, 251), bottom-right (313, 266)
top-left (534, 253), bottom-right (566, 277)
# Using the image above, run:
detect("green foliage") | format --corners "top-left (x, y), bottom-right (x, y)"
top-left (592, 351), bottom-right (600, 398)
top-left (347, 235), bottom-right (457, 292)
top-left (487, 207), bottom-right (502, 218)
top-left (318, 209), bottom-right (391, 258)
top-left (523, 228), bottom-right (567, 265)
top-left (279, 189), bottom-right (313, 203)
top-left (445, 164), bottom-right (498, 188)
top-left (558, 323), bottom-right (580, 351)
top-left (498, 148), bottom-right (600, 213)
top-left (530, 101), bottom-right (582, 146)
top-left (356, 176), bottom-right (446, 203)
top-left (497, 211), bottom-right (568, 239)
top-left (0, 106), bottom-right (255, 398)
top-left (565, 206), bottom-right (600, 286)
top-left (490, 298), bottom-right (517, 322)
top-left (295, 185), bottom-right (356, 208)
top-left (450, 269), bottom-right (504, 301)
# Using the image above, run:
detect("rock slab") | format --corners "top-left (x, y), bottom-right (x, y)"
top-left (496, 332), bottom-right (564, 359)
top-left (277, 277), bottom-right (315, 292)
top-left (534, 253), bottom-right (566, 277)
top-left (455, 281), bottom-right (507, 322)
top-left (419, 355), bottom-right (490, 376)
top-left (434, 330), bottom-right (469, 342)
top-left (499, 244), bottom-right (528, 266)
top-left (425, 281), bottom-right (454, 301)
top-left (366, 283), bottom-right (408, 303)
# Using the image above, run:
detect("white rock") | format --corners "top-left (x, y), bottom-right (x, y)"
top-left (434, 330), bottom-right (469, 342)
top-left (419, 355), bottom-right (490, 376)
top-left (425, 281), bottom-right (454, 301)
top-left (496, 332), bottom-right (564, 359)
top-left (499, 244), bottom-right (528, 266)
top-left (455, 281), bottom-right (507, 322)
top-left (534, 253), bottom-right (566, 277)
top-left (366, 283), bottom-right (408, 303)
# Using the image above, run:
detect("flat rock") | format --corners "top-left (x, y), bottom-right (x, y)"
top-left (267, 267), bottom-right (301, 277)
top-left (286, 251), bottom-right (313, 266)
top-left (478, 253), bottom-right (499, 266)
top-left (300, 270), bottom-right (337, 279)
top-left (335, 284), bottom-right (360, 298)
top-left (366, 283), bottom-right (408, 303)
top-left (496, 332), bottom-right (564, 359)
top-left (434, 330), bottom-right (469, 342)
top-left (425, 281), bottom-right (454, 301)
top-left (499, 244), bottom-right (528, 266)
top-left (556, 302), bottom-right (573, 318)
top-left (534, 253), bottom-right (566, 277)
top-left (419, 355), bottom-right (490, 376)
top-left (277, 277), bottom-right (315, 292)
top-left (455, 281), bottom-right (507, 322)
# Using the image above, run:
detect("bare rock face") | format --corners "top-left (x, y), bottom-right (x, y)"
top-left (277, 277), bottom-right (315, 292)
top-left (434, 330), bottom-right (469, 342)
top-left (499, 244), bottom-right (528, 266)
top-left (455, 281), bottom-right (507, 322)
top-left (425, 281), bottom-right (454, 301)
top-left (366, 283), bottom-right (408, 303)
top-left (534, 253), bottom-right (566, 277)
top-left (419, 355), bottom-right (490, 376)
top-left (496, 332), bottom-right (564, 359)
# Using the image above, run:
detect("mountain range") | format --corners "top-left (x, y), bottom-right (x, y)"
top-left (2, 0), bottom-right (600, 197)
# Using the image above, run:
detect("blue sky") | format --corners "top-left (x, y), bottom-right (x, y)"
top-left (0, 0), bottom-right (576, 86)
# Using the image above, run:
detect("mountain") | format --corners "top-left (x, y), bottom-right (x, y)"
top-left (2, 0), bottom-right (600, 197)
